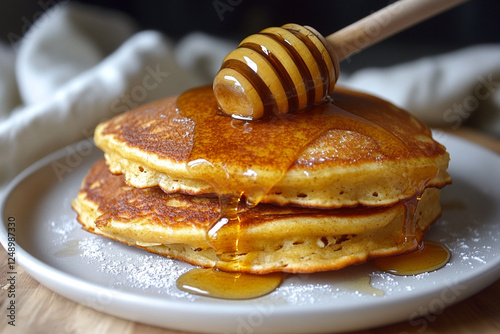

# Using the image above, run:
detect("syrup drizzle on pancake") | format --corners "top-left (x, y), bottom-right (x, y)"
top-left (174, 85), bottom-right (444, 299)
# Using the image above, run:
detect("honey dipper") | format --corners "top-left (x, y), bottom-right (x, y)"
top-left (213, 0), bottom-right (468, 120)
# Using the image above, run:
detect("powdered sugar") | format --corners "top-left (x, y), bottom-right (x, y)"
top-left (71, 235), bottom-right (195, 300)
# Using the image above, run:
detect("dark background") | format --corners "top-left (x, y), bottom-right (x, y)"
top-left (1, 0), bottom-right (499, 72)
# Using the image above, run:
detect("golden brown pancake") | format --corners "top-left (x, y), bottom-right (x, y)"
top-left (72, 159), bottom-right (443, 274)
top-left (95, 86), bottom-right (451, 208)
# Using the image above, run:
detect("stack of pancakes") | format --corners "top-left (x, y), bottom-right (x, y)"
top-left (72, 86), bottom-right (451, 274)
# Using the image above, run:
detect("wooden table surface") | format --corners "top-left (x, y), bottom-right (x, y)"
top-left (1, 127), bottom-right (499, 334)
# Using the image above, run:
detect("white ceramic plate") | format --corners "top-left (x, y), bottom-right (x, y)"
top-left (1, 132), bottom-right (500, 334)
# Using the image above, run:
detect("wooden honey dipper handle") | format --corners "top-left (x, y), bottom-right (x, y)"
top-left (214, 0), bottom-right (468, 120)
top-left (328, 0), bottom-right (469, 60)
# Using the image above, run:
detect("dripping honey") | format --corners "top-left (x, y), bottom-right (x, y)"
top-left (174, 85), bottom-right (445, 298)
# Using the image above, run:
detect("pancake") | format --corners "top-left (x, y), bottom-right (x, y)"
top-left (94, 86), bottom-right (451, 208)
top-left (72, 159), bottom-right (443, 274)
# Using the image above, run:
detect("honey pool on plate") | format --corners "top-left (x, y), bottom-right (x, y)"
top-left (177, 269), bottom-right (282, 299)
top-left (373, 240), bottom-right (450, 276)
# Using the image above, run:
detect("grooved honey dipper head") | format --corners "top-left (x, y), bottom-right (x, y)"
top-left (213, 24), bottom-right (340, 120)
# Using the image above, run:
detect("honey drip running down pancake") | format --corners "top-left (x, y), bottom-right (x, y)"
top-left (80, 87), bottom-right (450, 273)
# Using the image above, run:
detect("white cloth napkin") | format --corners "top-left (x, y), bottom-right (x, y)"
top-left (0, 3), bottom-right (202, 188)
top-left (1, 3), bottom-right (499, 190)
